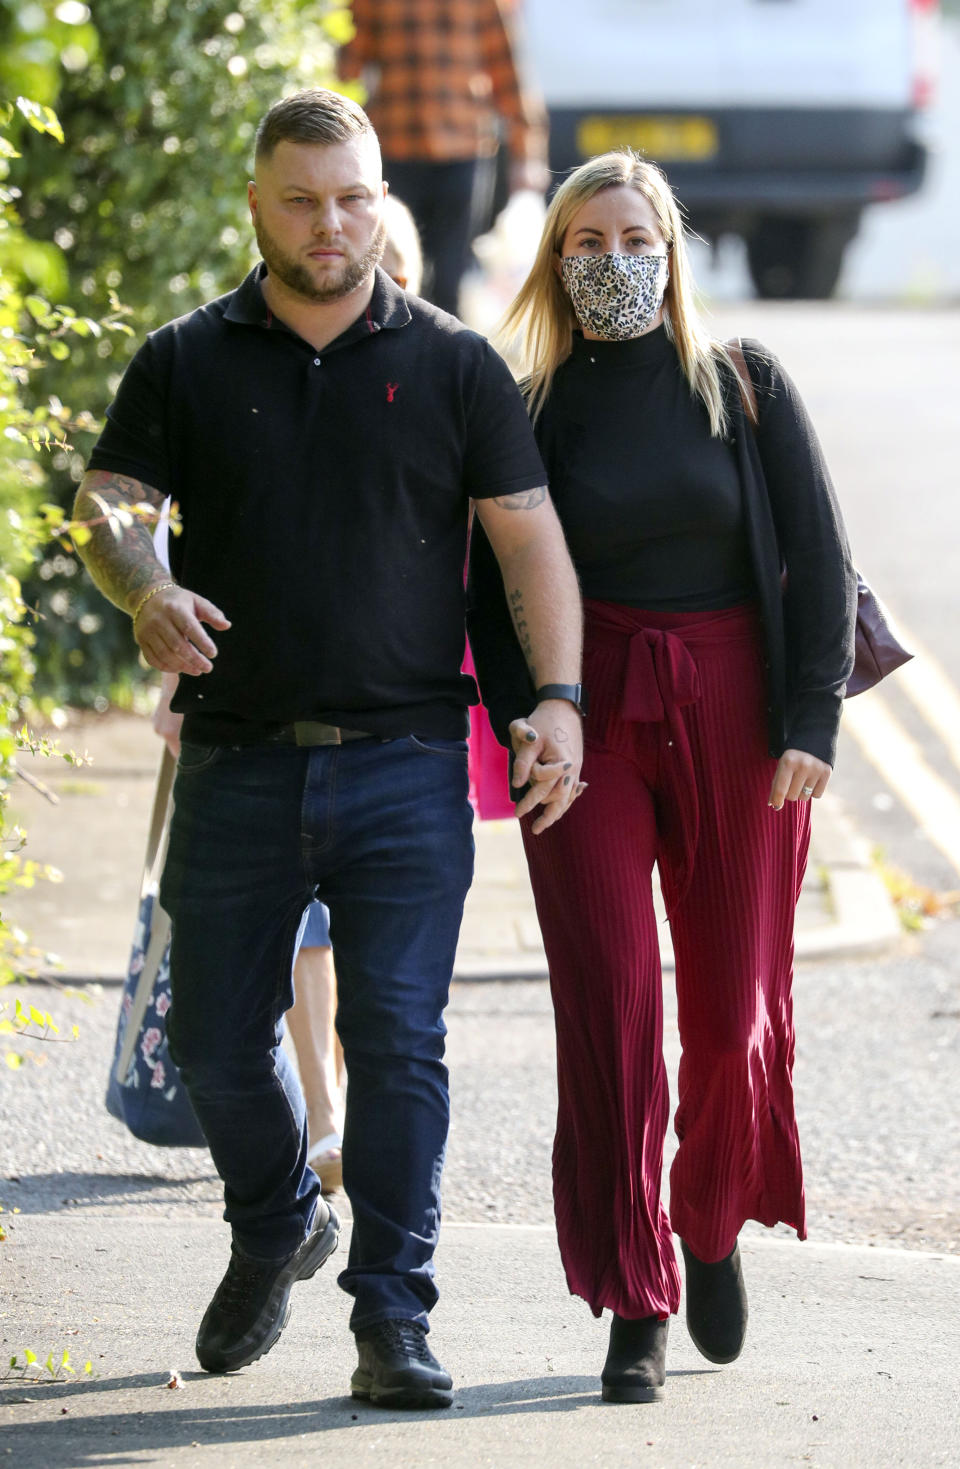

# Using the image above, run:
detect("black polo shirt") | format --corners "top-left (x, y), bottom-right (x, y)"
top-left (88, 265), bottom-right (546, 741)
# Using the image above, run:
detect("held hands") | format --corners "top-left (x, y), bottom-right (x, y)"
top-left (508, 698), bottom-right (585, 834)
top-left (769, 748), bottom-right (831, 811)
top-left (132, 584), bottom-right (231, 676)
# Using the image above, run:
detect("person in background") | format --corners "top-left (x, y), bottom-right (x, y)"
top-left (380, 192), bottom-right (423, 293)
top-left (338, 0), bottom-right (548, 316)
top-left (468, 149), bottom-right (857, 1402)
top-left (285, 901), bottom-right (343, 1190)
top-left (150, 192), bottom-right (429, 1198)
top-left (76, 88), bottom-right (583, 1409)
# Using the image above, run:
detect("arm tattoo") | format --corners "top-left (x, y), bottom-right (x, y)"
top-left (73, 470), bottom-right (169, 615)
top-left (508, 587), bottom-right (536, 684)
top-left (492, 484), bottom-right (547, 512)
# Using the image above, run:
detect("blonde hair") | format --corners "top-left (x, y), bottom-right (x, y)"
top-left (498, 149), bottom-right (739, 434)
top-left (382, 193), bottom-right (423, 295)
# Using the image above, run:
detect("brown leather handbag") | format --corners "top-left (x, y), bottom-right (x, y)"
top-left (727, 340), bottom-right (913, 698)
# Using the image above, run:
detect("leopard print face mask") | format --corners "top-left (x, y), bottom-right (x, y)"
top-left (560, 251), bottom-right (669, 341)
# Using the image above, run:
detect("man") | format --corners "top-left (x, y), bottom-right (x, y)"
top-left (338, 0), bottom-right (548, 314)
top-left (74, 89), bottom-right (582, 1409)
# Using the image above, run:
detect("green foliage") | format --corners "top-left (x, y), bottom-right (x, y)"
top-left (1, 0), bottom-right (353, 703)
top-left (0, 992), bottom-right (80, 1069)
top-left (2, 1346), bottom-right (94, 1380)
top-left (0, 92), bottom-right (103, 994)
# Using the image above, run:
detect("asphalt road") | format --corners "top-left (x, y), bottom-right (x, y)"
top-left (1, 926), bottom-right (958, 1246)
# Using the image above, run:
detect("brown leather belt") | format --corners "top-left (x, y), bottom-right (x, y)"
top-left (269, 721), bottom-right (376, 747)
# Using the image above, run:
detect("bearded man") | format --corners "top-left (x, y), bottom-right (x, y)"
top-left (73, 89), bottom-right (583, 1408)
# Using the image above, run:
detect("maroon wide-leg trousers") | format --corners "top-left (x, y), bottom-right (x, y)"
top-left (522, 600), bottom-right (810, 1320)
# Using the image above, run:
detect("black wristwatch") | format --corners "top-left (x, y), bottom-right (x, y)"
top-left (535, 682), bottom-right (588, 718)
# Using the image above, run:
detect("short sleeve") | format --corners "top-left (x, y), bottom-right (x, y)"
top-left (86, 337), bottom-right (170, 495)
top-left (462, 342), bottom-right (546, 500)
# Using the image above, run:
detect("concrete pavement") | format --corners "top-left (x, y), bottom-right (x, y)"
top-left (2, 1216), bottom-right (958, 1466)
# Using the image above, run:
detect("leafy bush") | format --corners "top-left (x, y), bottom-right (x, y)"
top-left (0, 93), bottom-right (98, 996)
top-left (2, 0), bottom-right (353, 704)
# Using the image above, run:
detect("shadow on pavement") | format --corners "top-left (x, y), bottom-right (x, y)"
top-left (0, 1366), bottom-right (721, 1428)
top-left (2, 1169), bottom-right (218, 1213)
top-left (0, 1371), bottom-right (729, 1466)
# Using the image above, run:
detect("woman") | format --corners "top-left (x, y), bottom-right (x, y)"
top-left (467, 149), bottom-right (857, 1401)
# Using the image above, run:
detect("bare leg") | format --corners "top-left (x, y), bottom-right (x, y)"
top-left (286, 943), bottom-right (344, 1190)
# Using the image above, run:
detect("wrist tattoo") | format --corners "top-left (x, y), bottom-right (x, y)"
top-left (508, 586), bottom-right (536, 680)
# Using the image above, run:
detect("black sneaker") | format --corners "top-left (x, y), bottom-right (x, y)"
top-left (196, 1198), bottom-right (340, 1373)
top-left (351, 1319), bottom-right (453, 1409)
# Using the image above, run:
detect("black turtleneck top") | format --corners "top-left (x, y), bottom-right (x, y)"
top-left (535, 325), bottom-right (754, 609)
top-left (468, 331), bottom-right (859, 768)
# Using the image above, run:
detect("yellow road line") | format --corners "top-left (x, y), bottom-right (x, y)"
top-left (843, 688), bottom-right (960, 879)
top-left (894, 635), bottom-right (960, 780)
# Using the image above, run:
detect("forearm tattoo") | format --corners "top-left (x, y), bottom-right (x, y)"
top-left (73, 470), bottom-right (168, 614)
top-left (508, 587), bottom-right (536, 683)
top-left (492, 484), bottom-right (547, 512)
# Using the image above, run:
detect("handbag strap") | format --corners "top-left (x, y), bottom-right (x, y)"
top-left (115, 746), bottom-right (176, 1085)
top-left (726, 338), bottom-right (759, 428)
top-left (142, 745), bottom-right (176, 898)
top-left (113, 901), bottom-right (172, 1085)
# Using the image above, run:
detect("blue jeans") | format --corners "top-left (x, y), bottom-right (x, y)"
top-left (161, 734), bottom-right (474, 1331)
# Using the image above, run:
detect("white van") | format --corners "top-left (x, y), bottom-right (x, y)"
top-left (521, 0), bottom-right (938, 297)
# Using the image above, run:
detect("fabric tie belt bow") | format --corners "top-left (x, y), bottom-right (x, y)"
top-left (620, 625), bottom-right (702, 725)
top-left (585, 605), bottom-right (719, 917)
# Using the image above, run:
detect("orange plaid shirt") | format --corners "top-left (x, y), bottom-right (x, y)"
top-left (338, 0), bottom-right (546, 164)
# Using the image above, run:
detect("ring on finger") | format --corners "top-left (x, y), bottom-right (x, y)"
top-left (801, 785), bottom-right (814, 797)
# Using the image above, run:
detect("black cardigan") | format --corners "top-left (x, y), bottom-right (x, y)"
top-left (467, 338), bottom-right (857, 768)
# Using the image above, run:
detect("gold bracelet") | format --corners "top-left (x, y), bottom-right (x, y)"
top-left (131, 580), bottom-right (176, 627)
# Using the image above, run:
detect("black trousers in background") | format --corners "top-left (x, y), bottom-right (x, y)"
top-left (381, 156), bottom-right (495, 316)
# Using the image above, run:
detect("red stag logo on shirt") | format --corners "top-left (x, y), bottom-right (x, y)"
top-left (386, 382), bottom-right (399, 403)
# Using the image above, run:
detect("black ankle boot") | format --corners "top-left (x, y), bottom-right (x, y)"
top-left (680, 1239), bottom-right (748, 1364)
top-left (601, 1313), bottom-right (668, 1403)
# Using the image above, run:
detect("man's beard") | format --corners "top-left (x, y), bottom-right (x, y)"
top-left (255, 214), bottom-right (386, 303)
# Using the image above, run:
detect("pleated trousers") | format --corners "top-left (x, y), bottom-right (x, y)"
top-left (522, 599), bottom-right (810, 1320)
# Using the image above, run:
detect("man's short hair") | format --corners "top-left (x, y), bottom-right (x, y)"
top-left (255, 89), bottom-right (374, 160)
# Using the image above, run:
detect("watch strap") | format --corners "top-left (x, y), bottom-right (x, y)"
top-left (535, 682), bottom-right (587, 716)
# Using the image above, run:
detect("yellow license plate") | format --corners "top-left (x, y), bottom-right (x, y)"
top-left (576, 115), bottom-right (719, 162)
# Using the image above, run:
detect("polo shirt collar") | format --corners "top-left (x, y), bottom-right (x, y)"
top-left (223, 262), bottom-right (412, 338)
top-left (368, 267), bottom-right (414, 332)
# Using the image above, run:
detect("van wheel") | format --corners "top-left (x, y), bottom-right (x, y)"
top-left (746, 216), bottom-right (858, 300)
